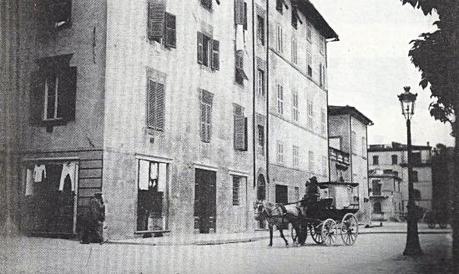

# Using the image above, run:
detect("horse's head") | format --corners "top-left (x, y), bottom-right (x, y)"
top-left (253, 200), bottom-right (265, 221)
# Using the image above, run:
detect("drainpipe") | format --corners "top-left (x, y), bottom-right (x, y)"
top-left (265, 0), bottom-right (270, 202)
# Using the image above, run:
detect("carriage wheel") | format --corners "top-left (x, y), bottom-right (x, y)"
top-left (310, 223), bottom-right (324, 244)
top-left (340, 213), bottom-right (359, 246)
top-left (321, 219), bottom-right (337, 246)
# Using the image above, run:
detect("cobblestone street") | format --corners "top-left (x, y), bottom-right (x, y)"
top-left (1, 232), bottom-right (452, 273)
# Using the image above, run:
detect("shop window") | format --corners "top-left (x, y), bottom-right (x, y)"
top-left (137, 160), bottom-right (168, 231)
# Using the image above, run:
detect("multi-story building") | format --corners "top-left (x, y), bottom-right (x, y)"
top-left (368, 142), bottom-right (433, 215)
top-left (368, 169), bottom-right (403, 221)
top-left (328, 105), bottom-right (373, 223)
top-left (3, 0), bottom-right (337, 239)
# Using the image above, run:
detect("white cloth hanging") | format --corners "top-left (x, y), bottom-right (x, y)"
top-left (33, 164), bottom-right (46, 183)
top-left (59, 162), bottom-right (76, 191)
top-left (25, 169), bottom-right (34, 196)
top-left (236, 24), bottom-right (244, 51)
top-left (138, 160), bottom-right (150, 190)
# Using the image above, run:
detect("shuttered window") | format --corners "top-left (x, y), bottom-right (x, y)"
top-left (147, 80), bottom-right (165, 131)
top-left (292, 91), bottom-right (299, 122)
top-left (147, 1), bottom-right (176, 48)
top-left (276, 24), bottom-right (283, 53)
top-left (233, 104), bottom-right (247, 151)
top-left (321, 108), bottom-right (326, 135)
top-left (308, 151), bottom-right (314, 173)
top-left (291, 37), bottom-right (298, 64)
top-left (257, 69), bottom-right (264, 96)
top-left (232, 176), bottom-right (241, 206)
top-left (277, 141), bottom-right (284, 164)
top-left (307, 49), bottom-right (312, 77)
top-left (197, 32), bottom-right (219, 70)
top-left (257, 15), bottom-right (265, 45)
top-left (257, 125), bottom-right (264, 156)
top-left (235, 50), bottom-right (248, 85)
top-left (293, 146), bottom-right (299, 168)
top-left (30, 65), bottom-right (77, 126)
top-left (200, 90), bottom-right (213, 143)
top-left (277, 83), bottom-right (284, 115)
top-left (307, 99), bottom-right (313, 130)
top-left (234, 0), bottom-right (244, 25)
top-left (307, 21), bottom-right (312, 42)
top-left (276, 0), bottom-right (287, 13)
top-left (164, 13), bottom-right (176, 48)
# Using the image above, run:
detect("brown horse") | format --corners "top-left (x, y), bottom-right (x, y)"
top-left (254, 200), bottom-right (302, 246)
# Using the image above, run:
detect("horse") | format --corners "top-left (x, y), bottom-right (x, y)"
top-left (254, 200), bottom-right (302, 247)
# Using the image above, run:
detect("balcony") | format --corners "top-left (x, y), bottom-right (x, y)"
top-left (329, 147), bottom-right (350, 166)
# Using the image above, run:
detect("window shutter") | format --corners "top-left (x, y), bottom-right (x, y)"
top-left (155, 83), bottom-right (165, 130)
top-left (211, 39), bottom-right (219, 70)
top-left (164, 12), bottom-right (176, 48)
top-left (234, 0), bottom-right (244, 25)
top-left (243, 2), bottom-right (248, 30)
top-left (148, 0), bottom-right (166, 41)
top-left (197, 32), bottom-right (204, 64)
top-left (234, 114), bottom-right (245, 150)
top-left (200, 102), bottom-right (207, 141)
top-left (30, 71), bottom-right (45, 125)
top-left (147, 80), bottom-right (156, 128)
top-left (58, 66), bottom-right (77, 122)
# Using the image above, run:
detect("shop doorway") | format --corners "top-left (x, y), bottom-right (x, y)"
top-left (24, 162), bottom-right (78, 236)
top-left (194, 169), bottom-right (216, 233)
top-left (256, 174), bottom-right (266, 229)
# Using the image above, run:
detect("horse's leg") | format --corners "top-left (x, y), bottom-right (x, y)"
top-left (279, 227), bottom-right (288, 246)
top-left (269, 224), bottom-right (273, 247)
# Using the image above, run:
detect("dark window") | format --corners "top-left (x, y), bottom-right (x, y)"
top-left (275, 184), bottom-right (288, 204)
top-left (257, 125), bottom-right (264, 155)
top-left (235, 50), bottom-right (248, 85)
top-left (200, 90), bottom-right (213, 142)
top-left (147, 80), bottom-right (165, 131)
top-left (37, 0), bottom-right (72, 30)
top-left (232, 176), bottom-right (241, 206)
top-left (201, 0), bottom-right (212, 10)
top-left (233, 105), bottom-right (247, 151)
top-left (276, 0), bottom-right (285, 13)
top-left (234, 0), bottom-right (245, 25)
top-left (164, 13), bottom-right (176, 48)
top-left (412, 152), bottom-right (422, 164)
top-left (257, 69), bottom-right (264, 96)
top-left (197, 32), bottom-right (219, 70)
top-left (257, 15), bottom-right (265, 45)
top-left (372, 155), bottom-right (379, 165)
top-left (30, 55), bottom-right (76, 128)
top-left (243, 2), bottom-right (248, 30)
top-left (373, 202), bottom-right (382, 213)
top-left (391, 155), bottom-right (398, 165)
top-left (372, 180), bottom-right (381, 196)
top-left (413, 189), bottom-right (421, 200)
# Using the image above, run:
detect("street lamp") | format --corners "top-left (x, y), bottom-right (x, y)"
top-left (398, 86), bottom-right (423, 255)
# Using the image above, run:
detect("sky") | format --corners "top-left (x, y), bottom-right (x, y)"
top-left (310, 0), bottom-right (455, 147)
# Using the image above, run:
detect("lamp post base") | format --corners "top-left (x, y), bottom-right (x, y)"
top-left (403, 246), bottom-right (423, 256)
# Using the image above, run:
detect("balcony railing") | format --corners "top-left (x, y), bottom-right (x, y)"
top-left (329, 147), bottom-right (350, 165)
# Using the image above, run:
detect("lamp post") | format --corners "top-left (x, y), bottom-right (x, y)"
top-left (398, 86), bottom-right (423, 255)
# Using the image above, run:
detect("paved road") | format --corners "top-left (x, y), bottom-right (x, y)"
top-left (0, 233), bottom-right (452, 274)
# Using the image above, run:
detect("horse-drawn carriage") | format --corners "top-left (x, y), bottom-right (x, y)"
top-left (290, 197), bottom-right (359, 246)
top-left (254, 181), bottom-right (360, 247)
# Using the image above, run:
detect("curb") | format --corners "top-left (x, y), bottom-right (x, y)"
top-left (106, 230), bottom-right (451, 247)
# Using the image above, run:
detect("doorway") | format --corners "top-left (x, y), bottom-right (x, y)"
top-left (194, 169), bottom-right (216, 233)
top-left (275, 184), bottom-right (288, 204)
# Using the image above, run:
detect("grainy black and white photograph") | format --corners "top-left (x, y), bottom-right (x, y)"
top-left (0, 0), bottom-right (457, 273)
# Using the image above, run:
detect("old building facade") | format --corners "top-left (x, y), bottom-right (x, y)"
top-left (3, 0), bottom-right (337, 239)
top-left (328, 105), bottom-right (373, 223)
top-left (368, 142), bottom-right (433, 215)
top-left (368, 169), bottom-right (403, 221)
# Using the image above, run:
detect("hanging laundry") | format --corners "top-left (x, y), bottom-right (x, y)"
top-left (236, 24), bottom-right (244, 51)
top-left (25, 169), bottom-right (34, 196)
top-left (33, 164), bottom-right (46, 183)
top-left (59, 162), bottom-right (76, 191)
top-left (138, 160), bottom-right (150, 190)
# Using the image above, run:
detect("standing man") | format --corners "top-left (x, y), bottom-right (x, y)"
top-left (81, 192), bottom-right (105, 244)
top-left (300, 176), bottom-right (320, 217)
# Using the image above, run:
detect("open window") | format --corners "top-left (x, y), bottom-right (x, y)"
top-left (147, 1), bottom-right (176, 48)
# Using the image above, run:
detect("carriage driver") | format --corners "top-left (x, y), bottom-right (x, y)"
top-left (299, 176), bottom-right (320, 217)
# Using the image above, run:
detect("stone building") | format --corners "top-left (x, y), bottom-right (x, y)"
top-left (368, 142), bottom-right (433, 215)
top-left (368, 169), bottom-right (403, 221)
top-left (328, 105), bottom-right (373, 223)
top-left (3, 0), bottom-right (337, 239)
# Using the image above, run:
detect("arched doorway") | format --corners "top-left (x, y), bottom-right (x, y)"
top-left (257, 174), bottom-right (266, 201)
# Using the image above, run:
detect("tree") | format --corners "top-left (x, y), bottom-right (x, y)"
top-left (400, 0), bottom-right (459, 272)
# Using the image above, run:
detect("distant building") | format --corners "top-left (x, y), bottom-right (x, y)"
top-left (328, 105), bottom-right (373, 223)
top-left (368, 169), bottom-right (403, 221)
top-left (368, 142), bottom-right (433, 216)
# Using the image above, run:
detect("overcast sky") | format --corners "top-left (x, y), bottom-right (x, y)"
top-left (311, 0), bottom-right (454, 147)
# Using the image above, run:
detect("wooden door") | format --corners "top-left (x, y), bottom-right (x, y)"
top-left (194, 169), bottom-right (216, 233)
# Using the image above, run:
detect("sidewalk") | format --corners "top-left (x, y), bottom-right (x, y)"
top-left (109, 222), bottom-right (452, 247)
